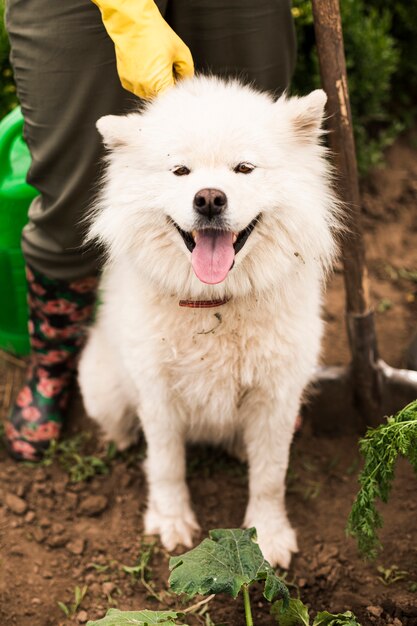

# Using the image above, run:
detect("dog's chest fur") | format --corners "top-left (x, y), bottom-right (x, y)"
top-left (111, 268), bottom-right (320, 443)
top-left (152, 303), bottom-right (276, 440)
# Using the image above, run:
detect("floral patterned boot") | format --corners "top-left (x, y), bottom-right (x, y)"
top-left (5, 266), bottom-right (98, 461)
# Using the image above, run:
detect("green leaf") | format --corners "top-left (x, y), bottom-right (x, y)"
top-left (313, 611), bottom-right (361, 626)
top-left (75, 584), bottom-right (88, 607)
top-left (122, 564), bottom-right (143, 577)
top-left (57, 602), bottom-right (70, 617)
top-left (264, 569), bottom-right (291, 604)
top-left (86, 608), bottom-right (183, 626)
top-left (169, 528), bottom-right (289, 603)
top-left (347, 400), bottom-right (417, 558)
top-left (271, 598), bottom-right (310, 626)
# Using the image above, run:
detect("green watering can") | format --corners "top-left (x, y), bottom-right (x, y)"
top-left (0, 106), bottom-right (38, 355)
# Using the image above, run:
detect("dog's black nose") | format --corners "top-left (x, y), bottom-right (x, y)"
top-left (193, 188), bottom-right (227, 219)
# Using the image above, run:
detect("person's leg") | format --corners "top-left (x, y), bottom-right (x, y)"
top-left (6, 0), bottom-right (133, 279)
top-left (5, 0), bottom-right (132, 459)
top-left (5, 267), bottom-right (99, 460)
top-left (166, 0), bottom-right (296, 94)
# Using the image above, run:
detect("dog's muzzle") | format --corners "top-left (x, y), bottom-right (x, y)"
top-left (171, 214), bottom-right (261, 285)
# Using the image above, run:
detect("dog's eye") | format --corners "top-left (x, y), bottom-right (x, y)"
top-left (172, 165), bottom-right (191, 176)
top-left (234, 162), bottom-right (255, 174)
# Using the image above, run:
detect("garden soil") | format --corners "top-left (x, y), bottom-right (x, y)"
top-left (0, 131), bottom-right (416, 626)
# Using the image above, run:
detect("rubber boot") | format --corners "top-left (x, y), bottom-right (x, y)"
top-left (4, 266), bottom-right (98, 461)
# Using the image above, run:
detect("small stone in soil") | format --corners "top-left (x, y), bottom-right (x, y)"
top-left (88, 582), bottom-right (101, 595)
top-left (367, 606), bottom-right (384, 618)
top-left (67, 537), bottom-right (86, 555)
top-left (79, 495), bottom-right (108, 516)
top-left (47, 534), bottom-right (68, 548)
top-left (16, 484), bottom-right (27, 498)
top-left (24, 511), bottom-right (36, 523)
top-left (64, 492), bottom-right (79, 509)
top-left (5, 493), bottom-right (28, 515)
top-left (84, 573), bottom-right (96, 584)
top-left (10, 520), bottom-right (21, 528)
top-left (70, 482), bottom-right (87, 492)
top-left (38, 517), bottom-right (51, 528)
top-left (120, 474), bottom-right (132, 488)
top-left (102, 581), bottom-right (116, 596)
top-left (77, 610), bottom-right (88, 624)
top-left (317, 544), bottom-right (339, 563)
top-left (54, 480), bottom-right (68, 495)
top-left (73, 567), bottom-right (83, 578)
top-left (33, 528), bottom-right (45, 543)
top-left (34, 469), bottom-right (46, 482)
top-left (51, 522), bottom-right (65, 534)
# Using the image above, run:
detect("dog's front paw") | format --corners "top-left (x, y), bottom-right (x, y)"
top-left (144, 506), bottom-right (201, 552)
top-left (244, 509), bottom-right (298, 569)
top-left (255, 522), bottom-right (298, 569)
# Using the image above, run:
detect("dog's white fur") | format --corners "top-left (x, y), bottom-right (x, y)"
top-left (78, 76), bottom-right (340, 568)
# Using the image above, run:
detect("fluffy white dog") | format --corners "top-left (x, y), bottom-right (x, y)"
top-left (78, 76), bottom-right (340, 568)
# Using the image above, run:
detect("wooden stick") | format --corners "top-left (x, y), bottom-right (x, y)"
top-left (311, 0), bottom-right (369, 313)
top-left (311, 0), bottom-right (381, 422)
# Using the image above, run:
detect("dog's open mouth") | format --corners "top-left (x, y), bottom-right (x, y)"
top-left (173, 216), bottom-right (260, 285)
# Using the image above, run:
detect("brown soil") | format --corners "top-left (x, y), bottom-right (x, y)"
top-left (0, 131), bottom-right (417, 626)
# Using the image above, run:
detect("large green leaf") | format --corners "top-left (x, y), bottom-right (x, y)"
top-left (87, 609), bottom-right (183, 626)
top-left (169, 527), bottom-right (289, 603)
top-left (313, 611), bottom-right (361, 626)
top-left (271, 598), bottom-right (310, 626)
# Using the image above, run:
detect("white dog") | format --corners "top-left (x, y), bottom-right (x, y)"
top-left (78, 76), bottom-right (340, 568)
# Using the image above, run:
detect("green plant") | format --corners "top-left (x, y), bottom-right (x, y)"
top-left (122, 540), bottom-right (168, 602)
top-left (271, 598), bottom-right (360, 626)
top-left (291, 0), bottom-right (415, 175)
top-left (376, 564), bottom-right (408, 586)
top-left (58, 585), bottom-right (88, 618)
top-left (0, 0), bottom-right (18, 118)
top-left (384, 265), bottom-right (417, 284)
top-left (376, 298), bottom-right (393, 313)
top-left (88, 528), bottom-right (361, 626)
top-left (370, 0), bottom-right (417, 115)
top-left (347, 400), bottom-right (417, 558)
top-left (169, 528), bottom-right (289, 626)
top-left (33, 433), bottom-right (110, 482)
top-left (122, 540), bottom-right (154, 580)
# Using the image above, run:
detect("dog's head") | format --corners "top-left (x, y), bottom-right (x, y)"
top-left (90, 76), bottom-right (340, 299)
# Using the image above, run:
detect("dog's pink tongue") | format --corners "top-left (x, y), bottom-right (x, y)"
top-left (191, 230), bottom-right (235, 284)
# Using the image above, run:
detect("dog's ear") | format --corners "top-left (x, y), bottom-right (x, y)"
top-left (287, 90), bottom-right (327, 141)
top-left (96, 115), bottom-right (138, 149)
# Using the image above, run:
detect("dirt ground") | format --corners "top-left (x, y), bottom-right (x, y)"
top-left (0, 131), bottom-right (416, 626)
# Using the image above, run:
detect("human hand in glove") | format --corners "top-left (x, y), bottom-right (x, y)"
top-left (93, 0), bottom-right (194, 99)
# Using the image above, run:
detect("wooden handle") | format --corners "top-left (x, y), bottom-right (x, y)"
top-left (311, 0), bottom-right (370, 315)
top-left (312, 0), bottom-right (383, 424)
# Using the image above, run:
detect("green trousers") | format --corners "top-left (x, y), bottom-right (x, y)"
top-left (6, 0), bottom-right (296, 279)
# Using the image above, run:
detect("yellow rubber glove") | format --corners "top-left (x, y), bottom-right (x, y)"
top-left (92, 0), bottom-right (194, 99)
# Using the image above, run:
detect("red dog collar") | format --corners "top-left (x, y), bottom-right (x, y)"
top-left (179, 298), bottom-right (230, 308)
